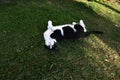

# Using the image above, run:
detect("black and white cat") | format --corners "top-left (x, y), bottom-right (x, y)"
top-left (43, 20), bottom-right (103, 50)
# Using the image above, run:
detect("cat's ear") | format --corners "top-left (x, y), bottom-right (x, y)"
top-left (72, 22), bottom-right (76, 25)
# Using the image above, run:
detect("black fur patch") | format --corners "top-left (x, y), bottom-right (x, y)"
top-left (50, 24), bottom-right (103, 40)
top-left (62, 26), bottom-right (76, 39)
top-left (74, 24), bottom-right (84, 32)
top-left (74, 24), bottom-right (85, 38)
top-left (50, 29), bottom-right (62, 40)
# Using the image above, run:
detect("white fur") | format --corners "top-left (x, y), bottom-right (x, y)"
top-left (47, 20), bottom-right (54, 31)
top-left (72, 22), bottom-right (77, 25)
top-left (44, 26), bottom-right (57, 49)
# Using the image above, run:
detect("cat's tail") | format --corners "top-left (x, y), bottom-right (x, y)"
top-left (84, 31), bottom-right (103, 37)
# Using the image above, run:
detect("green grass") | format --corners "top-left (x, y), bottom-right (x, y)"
top-left (0, 0), bottom-right (120, 80)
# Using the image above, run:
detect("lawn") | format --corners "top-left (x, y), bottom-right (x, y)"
top-left (0, 0), bottom-right (120, 80)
